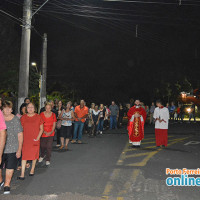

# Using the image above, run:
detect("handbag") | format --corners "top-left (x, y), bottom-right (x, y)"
top-left (56, 120), bottom-right (62, 129)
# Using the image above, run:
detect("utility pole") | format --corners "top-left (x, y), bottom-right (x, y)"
top-left (40, 33), bottom-right (47, 110)
top-left (18, 0), bottom-right (32, 111)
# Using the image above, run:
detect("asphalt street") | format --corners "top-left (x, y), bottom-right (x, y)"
top-left (0, 122), bottom-right (200, 200)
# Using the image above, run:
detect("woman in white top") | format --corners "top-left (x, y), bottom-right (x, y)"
top-left (59, 102), bottom-right (74, 150)
top-left (87, 103), bottom-right (95, 136)
top-left (91, 105), bottom-right (100, 136)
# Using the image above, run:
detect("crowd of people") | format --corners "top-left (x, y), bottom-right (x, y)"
top-left (149, 101), bottom-right (197, 124)
top-left (0, 96), bottom-right (198, 194)
top-left (0, 97), bottom-right (127, 194)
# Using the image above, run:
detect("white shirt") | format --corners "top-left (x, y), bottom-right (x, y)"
top-left (61, 110), bottom-right (72, 126)
top-left (153, 107), bottom-right (169, 129)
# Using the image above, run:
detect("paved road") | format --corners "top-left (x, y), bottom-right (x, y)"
top-left (1, 123), bottom-right (200, 200)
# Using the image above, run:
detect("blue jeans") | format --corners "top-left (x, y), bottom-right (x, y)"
top-left (110, 116), bottom-right (117, 129)
top-left (98, 119), bottom-right (104, 131)
top-left (189, 113), bottom-right (196, 122)
top-left (73, 121), bottom-right (84, 141)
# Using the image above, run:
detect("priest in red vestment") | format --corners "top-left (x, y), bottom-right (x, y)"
top-left (127, 100), bottom-right (147, 147)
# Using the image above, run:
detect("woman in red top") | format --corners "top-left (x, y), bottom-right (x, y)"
top-left (18, 103), bottom-right (44, 180)
top-left (39, 102), bottom-right (57, 166)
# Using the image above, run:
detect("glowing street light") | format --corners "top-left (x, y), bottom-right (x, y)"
top-left (31, 62), bottom-right (37, 66)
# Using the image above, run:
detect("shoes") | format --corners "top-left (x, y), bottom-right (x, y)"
top-left (38, 157), bottom-right (44, 163)
top-left (56, 144), bottom-right (60, 147)
top-left (71, 140), bottom-right (76, 144)
top-left (0, 181), bottom-right (4, 190)
top-left (29, 173), bottom-right (34, 176)
top-left (17, 176), bottom-right (25, 180)
top-left (46, 161), bottom-right (50, 166)
top-left (100, 131), bottom-right (103, 135)
top-left (59, 145), bottom-right (64, 150)
top-left (77, 140), bottom-right (82, 144)
top-left (3, 186), bottom-right (10, 194)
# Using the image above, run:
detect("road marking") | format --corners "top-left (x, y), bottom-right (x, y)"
top-left (102, 169), bottom-right (121, 197)
top-left (142, 138), bottom-right (183, 145)
top-left (102, 182), bottom-right (113, 196)
top-left (117, 142), bottom-right (130, 166)
top-left (125, 152), bottom-right (153, 159)
top-left (125, 145), bottom-right (156, 152)
top-left (111, 169), bottom-right (121, 181)
top-left (102, 136), bottom-right (191, 199)
top-left (125, 137), bottom-right (190, 167)
top-left (126, 150), bottom-right (160, 167)
top-left (118, 169), bottom-right (140, 196)
top-left (142, 135), bottom-right (175, 141)
top-left (184, 141), bottom-right (200, 145)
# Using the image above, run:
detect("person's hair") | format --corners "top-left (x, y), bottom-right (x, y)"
top-left (66, 101), bottom-right (71, 107)
top-left (95, 105), bottom-right (98, 109)
top-left (156, 99), bottom-right (163, 105)
top-left (2, 100), bottom-right (13, 109)
top-left (20, 103), bottom-right (27, 115)
top-left (24, 97), bottom-right (30, 103)
top-left (26, 102), bottom-right (36, 112)
top-left (68, 101), bottom-right (72, 106)
top-left (45, 102), bottom-right (52, 109)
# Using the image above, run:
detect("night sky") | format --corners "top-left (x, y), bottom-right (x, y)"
top-left (1, 0), bottom-right (200, 105)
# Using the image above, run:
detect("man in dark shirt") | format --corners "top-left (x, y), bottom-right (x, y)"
top-left (109, 101), bottom-right (119, 130)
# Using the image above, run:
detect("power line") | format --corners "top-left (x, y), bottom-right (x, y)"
top-left (42, 1), bottom-right (168, 46)
top-left (32, 27), bottom-right (43, 39)
top-left (104, 0), bottom-right (200, 6)
top-left (0, 9), bottom-right (22, 24)
top-left (32, 0), bottom-right (49, 17)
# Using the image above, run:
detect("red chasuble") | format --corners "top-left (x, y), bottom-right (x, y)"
top-left (127, 106), bottom-right (147, 142)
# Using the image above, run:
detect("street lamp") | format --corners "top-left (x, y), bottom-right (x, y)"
top-left (31, 62), bottom-right (38, 73)
top-left (31, 62), bottom-right (37, 66)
